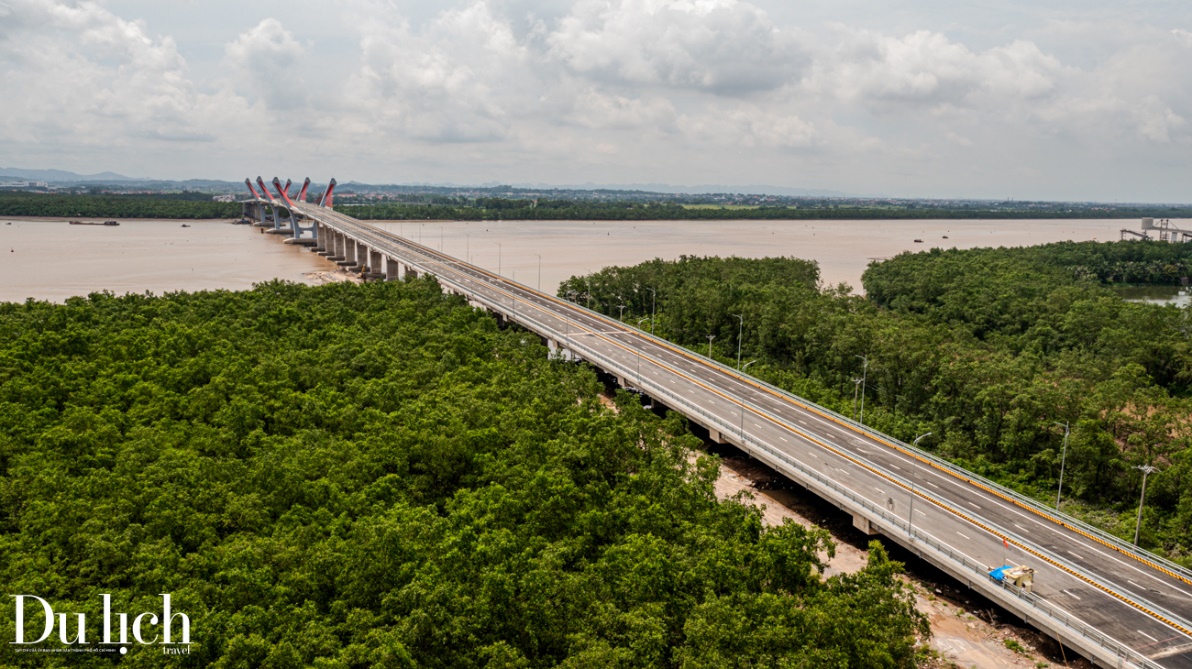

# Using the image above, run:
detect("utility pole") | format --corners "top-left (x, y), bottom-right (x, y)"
top-left (908, 432), bottom-right (932, 540)
top-left (1134, 464), bottom-right (1159, 545)
top-left (856, 354), bottom-right (869, 425)
top-left (647, 287), bottom-right (657, 335)
top-left (733, 314), bottom-right (744, 369)
top-left (1054, 421), bottom-right (1070, 511)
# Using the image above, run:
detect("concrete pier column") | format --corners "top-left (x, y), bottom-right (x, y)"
top-left (367, 249), bottom-right (385, 279)
top-left (356, 242), bottom-right (368, 270)
top-left (324, 230), bottom-right (340, 259)
top-left (385, 256), bottom-right (401, 281)
top-left (337, 235), bottom-right (357, 267)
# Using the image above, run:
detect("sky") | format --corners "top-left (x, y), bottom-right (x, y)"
top-left (1, 0), bottom-right (1190, 201)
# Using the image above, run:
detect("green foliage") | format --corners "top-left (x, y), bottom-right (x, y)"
top-left (337, 199), bottom-right (1192, 221)
top-left (563, 242), bottom-right (1192, 564)
top-left (0, 279), bottom-right (924, 667)
top-left (0, 192), bottom-right (240, 219)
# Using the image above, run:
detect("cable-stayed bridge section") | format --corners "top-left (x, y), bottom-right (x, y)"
top-left (244, 179), bottom-right (1192, 669)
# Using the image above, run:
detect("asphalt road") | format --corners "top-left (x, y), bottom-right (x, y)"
top-left (295, 203), bottom-right (1192, 668)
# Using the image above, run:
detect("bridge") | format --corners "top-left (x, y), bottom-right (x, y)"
top-left (244, 178), bottom-right (1192, 669)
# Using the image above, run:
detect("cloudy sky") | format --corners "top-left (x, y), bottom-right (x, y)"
top-left (1, 0), bottom-right (1190, 200)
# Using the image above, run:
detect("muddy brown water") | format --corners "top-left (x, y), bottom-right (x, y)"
top-left (1, 216), bottom-right (1164, 303)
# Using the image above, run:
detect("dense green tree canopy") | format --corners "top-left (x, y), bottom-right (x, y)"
top-left (0, 193), bottom-right (240, 219)
top-left (0, 279), bottom-right (924, 667)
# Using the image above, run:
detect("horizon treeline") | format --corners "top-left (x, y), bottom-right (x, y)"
top-left (0, 279), bottom-right (926, 667)
top-left (561, 240), bottom-right (1192, 564)
top-left (3, 191), bottom-right (1192, 221)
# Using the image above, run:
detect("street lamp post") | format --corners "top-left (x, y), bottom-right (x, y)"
top-left (856, 354), bottom-right (869, 425)
top-left (1134, 464), bottom-right (1159, 545)
top-left (742, 360), bottom-right (757, 373)
top-left (733, 314), bottom-right (744, 369)
top-left (647, 287), bottom-right (657, 335)
top-left (908, 432), bottom-right (933, 540)
top-left (497, 242), bottom-right (502, 276)
top-left (1054, 421), bottom-right (1070, 511)
top-left (586, 278), bottom-right (592, 309)
top-left (707, 334), bottom-right (715, 359)
top-left (535, 254), bottom-right (542, 291)
top-left (636, 317), bottom-right (651, 385)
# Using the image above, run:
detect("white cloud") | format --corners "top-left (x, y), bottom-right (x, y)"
top-left (225, 18), bottom-right (306, 111)
top-left (547, 0), bottom-right (805, 94)
top-left (342, 1), bottom-right (530, 143)
top-left (0, 0), bottom-right (205, 145)
top-left (807, 28), bottom-right (1063, 108)
top-left (2, 0), bottom-right (1191, 198)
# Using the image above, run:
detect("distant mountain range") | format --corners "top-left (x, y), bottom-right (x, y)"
top-left (0, 167), bottom-right (850, 198)
top-left (0, 167), bottom-right (138, 182)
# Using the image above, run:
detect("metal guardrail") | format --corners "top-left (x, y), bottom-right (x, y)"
top-left (307, 211), bottom-right (1171, 669)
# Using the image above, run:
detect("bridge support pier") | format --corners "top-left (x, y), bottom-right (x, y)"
top-left (385, 256), bottom-right (402, 281)
top-left (367, 249), bottom-right (385, 279)
top-left (337, 236), bottom-right (358, 267)
top-left (852, 513), bottom-right (879, 535)
top-left (287, 215), bottom-right (317, 246)
top-left (267, 205), bottom-right (295, 235)
top-left (545, 339), bottom-right (579, 362)
top-left (252, 202), bottom-right (273, 227)
top-left (356, 242), bottom-right (368, 271)
top-left (324, 230), bottom-right (343, 260)
top-left (311, 222), bottom-right (327, 254)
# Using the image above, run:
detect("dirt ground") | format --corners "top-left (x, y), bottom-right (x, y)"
top-left (707, 449), bottom-right (1091, 669)
top-left (302, 267), bottom-right (364, 285)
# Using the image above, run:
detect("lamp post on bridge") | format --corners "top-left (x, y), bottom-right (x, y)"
top-left (706, 334), bottom-right (715, 359)
top-left (1134, 463), bottom-right (1159, 545)
top-left (646, 287), bottom-right (657, 335)
top-left (535, 254), bottom-right (542, 291)
top-left (856, 354), bottom-right (869, 425)
top-left (635, 317), bottom-right (652, 386)
top-left (732, 314), bottom-right (744, 369)
top-left (908, 432), bottom-right (933, 541)
top-left (1054, 421), bottom-right (1070, 511)
top-left (497, 242), bottom-right (502, 277)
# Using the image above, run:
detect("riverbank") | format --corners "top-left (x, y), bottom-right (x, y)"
top-left (3, 215), bottom-right (1173, 302)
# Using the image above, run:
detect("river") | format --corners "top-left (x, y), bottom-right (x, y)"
top-left (0, 216), bottom-right (1175, 303)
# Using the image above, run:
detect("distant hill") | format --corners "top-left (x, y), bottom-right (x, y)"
top-left (0, 167), bottom-right (137, 182)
